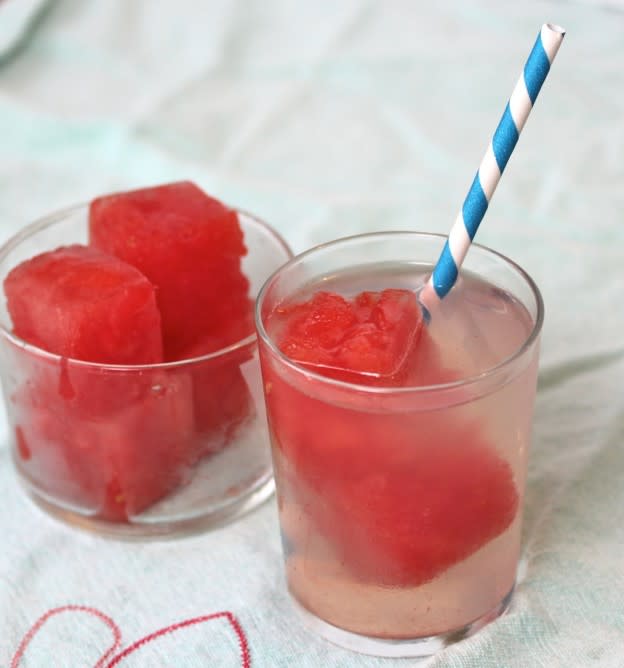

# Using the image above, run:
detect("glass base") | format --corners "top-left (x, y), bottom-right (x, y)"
top-left (290, 584), bottom-right (514, 658)
top-left (18, 471), bottom-right (275, 540)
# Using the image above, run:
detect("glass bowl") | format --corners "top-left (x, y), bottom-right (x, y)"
top-left (0, 203), bottom-right (292, 538)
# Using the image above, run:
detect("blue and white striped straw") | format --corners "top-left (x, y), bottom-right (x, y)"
top-left (421, 23), bottom-right (565, 308)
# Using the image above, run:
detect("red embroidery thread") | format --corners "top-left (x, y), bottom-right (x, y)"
top-left (106, 611), bottom-right (251, 667)
top-left (10, 605), bottom-right (122, 668)
top-left (11, 606), bottom-right (251, 668)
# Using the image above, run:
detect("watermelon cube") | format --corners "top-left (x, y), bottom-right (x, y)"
top-left (3, 244), bottom-right (202, 521)
top-left (3, 244), bottom-right (163, 364)
top-left (89, 181), bottom-right (252, 361)
top-left (67, 371), bottom-right (196, 520)
top-left (318, 420), bottom-right (518, 586)
top-left (265, 364), bottom-right (518, 586)
top-left (10, 362), bottom-right (195, 521)
top-left (273, 289), bottom-right (423, 380)
top-left (177, 340), bottom-right (254, 454)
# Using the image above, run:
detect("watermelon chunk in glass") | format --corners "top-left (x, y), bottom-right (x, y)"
top-left (89, 181), bottom-right (255, 452)
top-left (176, 339), bottom-right (255, 455)
top-left (89, 181), bottom-right (253, 361)
top-left (10, 363), bottom-right (195, 521)
top-left (4, 244), bottom-right (163, 364)
top-left (3, 244), bottom-right (199, 521)
top-left (272, 289), bottom-right (423, 381)
top-left (296, 411), bottom-right (518, 586)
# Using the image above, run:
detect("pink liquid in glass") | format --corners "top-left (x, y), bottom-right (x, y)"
top-left (261, 264), bottom-right (539, 639)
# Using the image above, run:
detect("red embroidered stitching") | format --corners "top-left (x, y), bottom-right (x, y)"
top-left (10, 606), bottom-right (251, 668)
top-left (10, 605), bottom-right (122, 668)
top-left (106, 611), bottom-right (251, 667)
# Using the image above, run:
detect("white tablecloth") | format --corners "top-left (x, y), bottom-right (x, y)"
top-left (1, 1), bottom-right (623, 665)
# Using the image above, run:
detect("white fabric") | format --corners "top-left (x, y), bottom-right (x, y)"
top-left (1, 1), bottom-right (624, 665)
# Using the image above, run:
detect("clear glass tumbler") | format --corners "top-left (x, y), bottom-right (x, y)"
top-left (256, 232), bottom-right (543, 657)
top-left (0, 204), bottom-right (292, 537)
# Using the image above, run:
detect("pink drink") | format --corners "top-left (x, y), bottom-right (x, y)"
top-left (257, 233), bottom-right (543, 656)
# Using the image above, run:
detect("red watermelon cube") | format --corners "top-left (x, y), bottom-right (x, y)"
top-left (3, 244), bottom-right (202, 521)
top-left (177, 339), bottom-right (255, 454)
top-left (265, 363), bottom-right (518, 586)
top-left (10, 361), bottom-right (195, 521)
top-left (273, 289), bottom-right (423, 381)
top-left (316, 419), bottom-right (518, 586)
top-left (89, 181), bottom-right (252, 361)
top-left (4, 244), bottom-right (163, 364)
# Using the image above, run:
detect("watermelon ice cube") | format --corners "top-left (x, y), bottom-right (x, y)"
top-left (272, 289), bottom-right (423, 380)
top-left (314, 421), bottom-right (517, 586)
top-left (4, 244), bottom-right (163, 364)
top-left (89, 181), bottom-right (252, 361)
top-left (265, 364), bottom-right (518, 586)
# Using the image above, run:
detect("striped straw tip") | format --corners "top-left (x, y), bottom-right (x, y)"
top-left (545, 23), bottom-right (566, 36)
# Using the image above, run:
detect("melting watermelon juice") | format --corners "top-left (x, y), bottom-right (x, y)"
top-left (256, 232), bottom-right (543, 656)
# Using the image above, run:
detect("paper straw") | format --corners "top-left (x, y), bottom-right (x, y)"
top-left (421, 23), bottom-right (565, 308)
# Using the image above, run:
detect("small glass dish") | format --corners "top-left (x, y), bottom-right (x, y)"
top-left (0, 203), bottom-right (292, 538)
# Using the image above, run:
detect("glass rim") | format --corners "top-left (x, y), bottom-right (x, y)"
top-left (255, 230), bottom-right (544, 395)
top-left (0, 201), bottom-right (293, 371)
